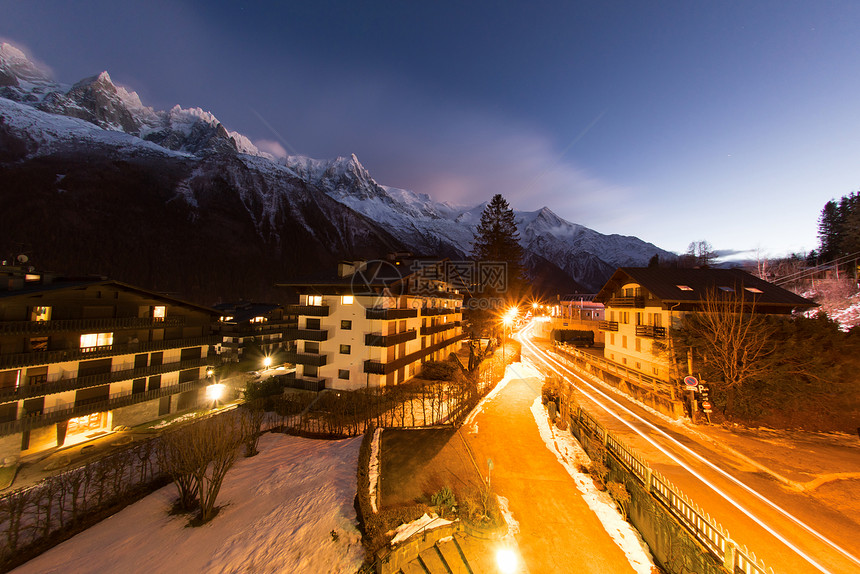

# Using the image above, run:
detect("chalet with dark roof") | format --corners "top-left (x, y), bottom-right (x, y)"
top-left (593, 268), bottom-right (816, 381)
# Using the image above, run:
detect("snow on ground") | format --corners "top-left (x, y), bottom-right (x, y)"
top-left (13, 433), bottom-right (364, 574)
top-left (463, 362), bottom-right (541, 433)
top-left (369, 427), bottom-right (382, 513)
top-left (389, 513), bottom-right (453, 546)
top-left (530, 397), bottom-right (657, 574)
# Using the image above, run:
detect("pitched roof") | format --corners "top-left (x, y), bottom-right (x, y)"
top-left (594, 267), bottom-right (816, 308)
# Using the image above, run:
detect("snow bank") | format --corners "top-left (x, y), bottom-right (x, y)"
top-left (13, 433), bottom-right (364, 574)
top-left (368, 427), bottom-right (382, 513)
top-left (389, 513), bottom-right (453, 546)
top-left (530, 398), bottom-right (656, 574)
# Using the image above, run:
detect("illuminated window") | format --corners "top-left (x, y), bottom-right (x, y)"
top-left (80, 332), bottom-right (113, 350)
top-left (342, 295), bottom-right (354, 305)
top-left (718, 286), bottom-right (735, 292)
top-left (152, 306), bottom-right (166, 320)
top-left (31, 306), bottom-right (52, 322)
top-left (677, 285), bottom-right (693, 291)
top-left (220, 315), bottom-right (234, 322)
top-left (745, 287), bottom-right (763, 294)
top-left (308, 295), bottom-right (323, 306)
top-left (635, 339), bottom-right (641, 352)
top-left (250, 316), bottom-right (266, 323)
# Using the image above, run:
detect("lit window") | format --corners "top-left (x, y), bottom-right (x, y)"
top-left (745, 287), bottom-right (763, 294)
top-left (220, 315), bottom-right (234, 322)
top-left (677, 285), bottom-right (693, 291)
top-left (342, 295), bottom-right (354, 305)
top-left (308, 295), bottom-right (323, 306)
top-left (31, 306), bottom-right (52, 322)
top-left (152, 306), bottom-right (166, 320)
top-left (80, 332), bottom-right (113, 350)
top-left (251, 316), bottom-right (266, 323)
top-left (718, 286), bottom-right (734, 292)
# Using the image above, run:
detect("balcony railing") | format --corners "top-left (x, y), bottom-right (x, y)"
top-left (635, 325), bottom-right (667, 339)
top-left (0, 357), bottom-right (211, 403)
top-left (364, 332), bottom-right (467, 375)
top-left (286, 305), bottom-right (330, 317)
top-left (283, 351), bottom-right (327, 367)
top-left (284, 328), bottom-right (329, 342)
top-left (420, 307), bottom-right (462, 316)
top-left (598, 321), bottom-right (619, 331)
top-left (283, 374), bottom-right (328, 392)
top-left (0, 377), bottom-right (210, 436)
top-left (0, 335), bottom-right (220, 370)
top-left (607, 296), bottom-right (645, 308)
top-left (0, 316), bottom-right (185, 335)
top-left (420, 322), bottom-right (462, 336)
top-left (365, 329), bottom-right (417, 347)
top-left (365, 307), bottom-right (418, 320)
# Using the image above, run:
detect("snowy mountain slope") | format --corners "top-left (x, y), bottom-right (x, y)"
top-left (0, 41), bottom-right (675, 295)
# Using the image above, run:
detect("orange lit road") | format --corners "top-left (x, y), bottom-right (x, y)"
top-left (518, 320), bottom-right (860, 574)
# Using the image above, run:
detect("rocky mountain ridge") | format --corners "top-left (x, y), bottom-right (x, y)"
top-left (0, 42), bottom-right (674, 302)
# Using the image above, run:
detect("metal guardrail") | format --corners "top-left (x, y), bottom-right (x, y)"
top-left (569, 404), bottom-right (774, 574)
top-left (284, 328), bottom-right (329, 341)
top-left (419, 307), bottom-right (462, 316)
top-left (598, 320), bottom-right (619, 331)
top-left (286, 304), bottom-right (330, 317)
top-left (419, 321), bottom-right (461, 336)
top-left (283, 351), bottom-right (327, 367)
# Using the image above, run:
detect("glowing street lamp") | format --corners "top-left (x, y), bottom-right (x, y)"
top-left (262, 356), bottom-right (272, 369)
top-left (205, 383), bottom-right (225, 407)
top-left (496, 547), bottom-right (518, 573)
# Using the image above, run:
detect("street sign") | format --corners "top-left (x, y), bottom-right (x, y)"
top-left (701, 400), bottom-right (713, 413)
top-left (684, 376), bottom-right (698, 388)
top-left (697, 384), bottom-right (708, 394)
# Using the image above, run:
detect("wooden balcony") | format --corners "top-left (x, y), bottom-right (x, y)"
top-left (0, 316), bottom-right (185, 335)
top-left (635, 325), bottom-right (667, 339)
top-left (365, 329), bottom-right (417, 347)
top-left (0, 357), bottom-right (211, 403)
top-left (420, 321), bottom-right (461, 336)
top-left (286, 304), bottom-right (330, 317)
top-left (365, 307), bottom-right (418, 320)
top-left (283, 374), bottom-right (328, 392)
top-left (283, 351), bottom-right (327, 367)
top-left (420, 307), bottom-right (461, 316)
top-left (598, 321), bottom-right (619, 331)
top-left (0, 377), bottom-right (210, 436)
top-left (284, 328), bottom-right (329, 342)
top-left (0, 336), bottom-right (220, 370)
top-left (364, 332), bottom-right (467, 375)
top-left (607, 296), bottom-right (645, 308)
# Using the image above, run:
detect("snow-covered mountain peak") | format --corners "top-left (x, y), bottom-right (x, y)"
top-left (0, 42), bottom-right (51, 84)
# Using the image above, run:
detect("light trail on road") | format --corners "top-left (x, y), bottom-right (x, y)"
top-left (517, 320), bottom-right (860, 574)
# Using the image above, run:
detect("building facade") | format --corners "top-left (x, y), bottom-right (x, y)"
top-left (280, 259), bottom-right (466, 390)
top-left (0, 269), bottom-right (219, 458)
top-left (594, 267), bottom-right (816, 381)
top-left (214, 302), bottom-right (296, 364)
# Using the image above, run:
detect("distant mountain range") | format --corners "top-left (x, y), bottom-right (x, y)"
top-left (0, 42), bottom-right (675, 304)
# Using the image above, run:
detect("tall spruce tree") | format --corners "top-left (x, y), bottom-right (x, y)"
top-left (471, 194), bottom-right (525, 300)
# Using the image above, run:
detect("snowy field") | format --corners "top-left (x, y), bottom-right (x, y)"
top-left (13, 434), bottom-right (364, 574)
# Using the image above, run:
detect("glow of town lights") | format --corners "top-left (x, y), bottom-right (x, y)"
top-left (495, 548), bottom-right (518, 573)
top-left (518, 321), bottom-right (858, 574)
top-left (205, 383), bottom-right (225, 402)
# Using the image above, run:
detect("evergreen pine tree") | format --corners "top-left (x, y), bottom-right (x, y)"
top-left (471, 194), bottom-right (525, 299)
